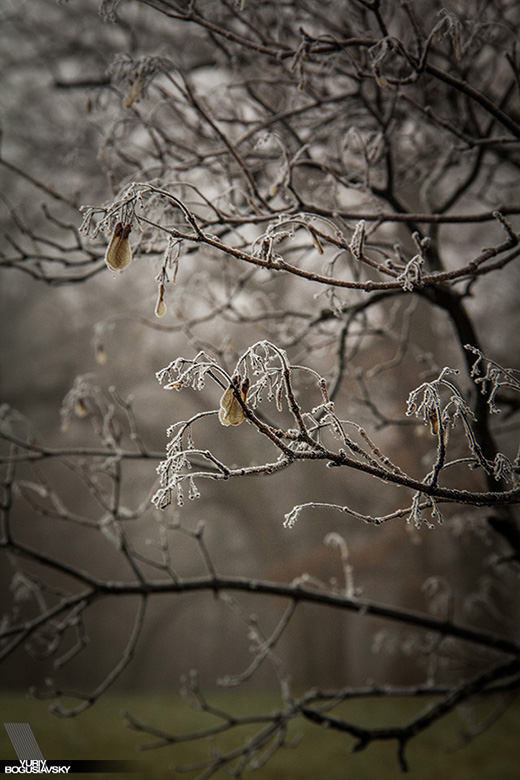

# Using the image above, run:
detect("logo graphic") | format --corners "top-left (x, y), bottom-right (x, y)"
top-left (4, 723), bottom-right (45, 761)
top-left (3, 724), bottom-right (57, 774)
top-left (2, 723), bottom-right (139, 774)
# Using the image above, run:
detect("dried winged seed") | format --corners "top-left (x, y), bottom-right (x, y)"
top-left (123, 79), bottom-right (143, 108)
top-left (427, 409), bottom-right (439, 435)
top-left (74, 398), bottom-right (88, 417)
top-left (95, 343), bottom-right (107, 365)
top-left (155, 297), bottom-right (166, 317)
top-left (155, 284), bottom-right (167, 317)
top-left (309, 228), bottom-right (324, 254)
top-left (275, 384), bottom-right (283, 412)
top-left (105, 223), bottom-right (132, 271)
top-left (219, 385), bottom-right (247, 427)
top-left (269, 181), bottom-right (280, 198)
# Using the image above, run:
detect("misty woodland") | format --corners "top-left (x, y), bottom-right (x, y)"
top-left (1, 0), bottom-right (520, 775)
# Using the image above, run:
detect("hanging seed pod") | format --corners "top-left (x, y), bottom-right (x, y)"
top-left (95, 342), bottom-right (107, 365)
top-left (427, 408), bottom-right (439, 435)
top-left (105, 222), bottom-right (132, 271)
top-left (219, 378), bottom-right (249, 427)
top-left (309, 227), bottom-right (324, 254)
top-left (219, 387), bottom-right (244, 426)
top-left (74, 398), bottom-right (88, 417)
top-left (269, 181), bottom-right (279, 198)
top-left (124, 78), bottom-right (144, 108)
top-left (155, 283), bottom-right (167, 318)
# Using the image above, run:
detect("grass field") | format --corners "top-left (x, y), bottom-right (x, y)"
top-left (1, 689), bottom-right (519, 779)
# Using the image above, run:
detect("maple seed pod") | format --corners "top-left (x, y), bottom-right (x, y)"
top-left (105, 222), bottom-right (132, 271)
top-left (241, 377), bottom-right (250, 398)
top-left (219, 379), bottom-right (249, 427)
top-left (375, 69), bottom-right (388, 88)
top-left (95, 343), bottom-right (107, 365)
top-left (309, 227), bottom-right (324, 254)
top-left (124, 78), bottom-right (143, 108)
top-left (74, 398), bottom-right (88, 417)
top-left (427, 409), bottom-right (439, 435)
top-left (269, 181), bottom-right (279, 198)
top-left (155, 283), bottom-right (167, 318)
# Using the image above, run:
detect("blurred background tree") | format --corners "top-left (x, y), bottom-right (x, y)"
top-left (1, 0), bottom-right (520, 774)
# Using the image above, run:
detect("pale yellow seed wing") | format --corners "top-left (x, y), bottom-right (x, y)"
top-left (155, 296), bottom-right (167, 317)
top-left (106, 237), bottom-right (132, 271)
top-left (123, 79), bottom-right (143, 108)
top-left (218, 386), bottom-right (245, 426)
top-left (74, 399), bottom-right (88, 417)
top-left (105, 224), bottom-right (132, 271)
top-left (155, 284), bottom-right (167, 317)
top-left (427, 409), bottom-right (439, 435)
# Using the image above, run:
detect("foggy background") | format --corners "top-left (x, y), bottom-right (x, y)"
top-left (1, 0), bottom-right (519, 707)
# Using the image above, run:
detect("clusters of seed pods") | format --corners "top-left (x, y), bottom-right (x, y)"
top-left (103, 224), bottom-right (253, 429)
